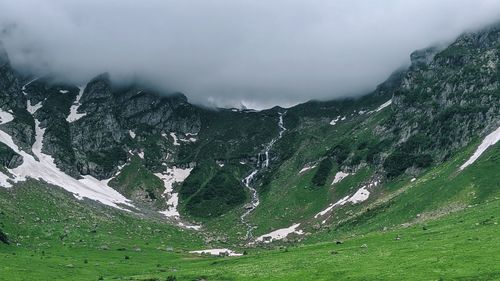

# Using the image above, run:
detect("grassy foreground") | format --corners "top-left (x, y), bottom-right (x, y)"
top-left (1, 197), bottom-right (499, 280)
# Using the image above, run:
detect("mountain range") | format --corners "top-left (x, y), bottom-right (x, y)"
top-left (0, 22), bottom-right (499, 281)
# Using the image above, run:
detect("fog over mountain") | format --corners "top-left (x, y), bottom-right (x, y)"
top-left (1, 0), bottom-right (500, 108)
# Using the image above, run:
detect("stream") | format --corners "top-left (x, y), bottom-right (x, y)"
top-left (240, 112), bottom-right (286, 240)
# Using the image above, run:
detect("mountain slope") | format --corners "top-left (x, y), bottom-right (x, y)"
top-left (0, 22), bottom-right (499, 280)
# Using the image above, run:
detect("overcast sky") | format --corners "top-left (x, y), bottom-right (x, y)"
top-left (1, 0), bottom-right (499, 109)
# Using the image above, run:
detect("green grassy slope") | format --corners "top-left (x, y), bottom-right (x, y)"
top-left (0, 142), bottom-right (498, 281)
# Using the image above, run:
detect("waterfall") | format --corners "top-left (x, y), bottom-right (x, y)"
top-left (240, 112), bottom-right (286, 240)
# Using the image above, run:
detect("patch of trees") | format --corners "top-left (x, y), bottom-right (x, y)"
top-left (312, 158), bottom-right (333, 187)
top-left (384, 134), bottom-right (433, 178)
top-left (185, 169), bottom-right (246, 218)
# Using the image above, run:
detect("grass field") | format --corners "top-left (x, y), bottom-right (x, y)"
top-left (1, 194), bottom-right (498, 280)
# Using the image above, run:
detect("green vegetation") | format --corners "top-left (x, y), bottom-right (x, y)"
top-left (109, 156), bottom-right (165, 204)
top-left (181, 163), bottom-right (247, 218)
top-left (311, 158), bottom-right (333, 187)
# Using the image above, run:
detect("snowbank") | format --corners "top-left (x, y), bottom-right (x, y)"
top-left (255, 223), bottom-right (304, 243)
top-left (460, 126), bottom-right (500, 170)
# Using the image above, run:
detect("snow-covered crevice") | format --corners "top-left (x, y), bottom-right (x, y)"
top-left (189, 248), bottom-right (242, 257)
top-left (254, 223), bottom-right (304, 243)
top-left (314, 180), bottom-right (379, 220)
top-left (241, 112), bottom-right (287, 240)
top-left (155, 167), bottom-right (192, 218)
top-left (154, 167), bottom-right (200, 230)
top-left (0, 109), bottom-right (134, 210)
top-left (66, 85), bottom-right (87, 123)
top-left (460, 126), bottom-right (500, 170)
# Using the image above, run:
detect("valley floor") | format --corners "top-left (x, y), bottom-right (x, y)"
top-left (1, 184), bottom-right (499, 280)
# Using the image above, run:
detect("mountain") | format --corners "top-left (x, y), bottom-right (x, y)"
top-left (0, 23), bottom-right (499, 280)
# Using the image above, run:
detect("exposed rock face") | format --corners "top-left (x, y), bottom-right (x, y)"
top-left (0, 42), bottom-right (35, 152)
top-left (389, 24), bottom-right (500, 161)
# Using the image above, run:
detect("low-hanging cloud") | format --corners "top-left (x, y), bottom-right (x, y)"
top-left (1, 0), bottom-right (500, 109)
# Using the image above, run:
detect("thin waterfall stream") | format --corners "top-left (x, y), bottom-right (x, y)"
top-left (241, 112), bottom-right (286, 240)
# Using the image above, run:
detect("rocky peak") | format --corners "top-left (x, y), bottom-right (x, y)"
top-left (80, 73), bottom-right (113, 105)
top-left (410, 47), bottom-right (439, 68)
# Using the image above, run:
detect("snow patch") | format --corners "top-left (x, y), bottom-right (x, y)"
top-left (331, 171), bottom-right (350, 185)
top-left (155, 167), bottom-right (193, 218)
top-left (329, 116), bottom-right (340, 126)
top-left (315, 180), bottom-right (378, 219)
top-left (178, 134), bottom-right (197, 143)
top-left (348, 186), bottom-right (370, 204)
top-left (129, 130), bottom-right (136, 139)
top-left (66, 85), bottom-right (87, 123)
top-left (0, 171), bottom-right (12, 188)
top-left (299, 164), bottom-right (316, 174)
top-left (255, 223), bottom-right (304, 243)
top-left (189, 248), bottom-right (242, 257)
top-left (0, 110), bottom-right (133, 209)
top-left (460, 126), bottom-right (500, 170)
top-left (59, 90), bottom-right (69, 94)
top-left (314, 196), bottom-right (349, 218)
top-left (137, 151), bottom-right (144, 159)
top-left (375, 99), bottom-right (392, 112)
top-left (27, 101), bottom-right (42, 114)
top-left (169, 133), bottom-right (180, 146)
top-left (0, 110), bottom-right (14, 124)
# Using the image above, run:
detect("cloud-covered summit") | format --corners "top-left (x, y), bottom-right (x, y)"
top-left (1, 0), bottom-right (500, 109)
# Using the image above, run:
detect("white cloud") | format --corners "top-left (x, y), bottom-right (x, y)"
top-left (1, 0), bottom-right (499, 108)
